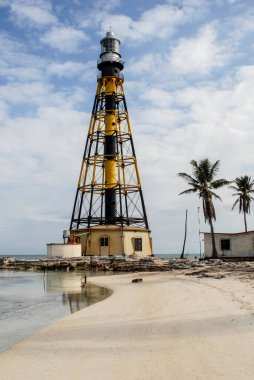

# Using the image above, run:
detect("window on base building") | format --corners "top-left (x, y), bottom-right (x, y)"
top-left (134, 238), bottom-right (142, 252)
top-left (100, 237), bottom-right (109, 247)
top-left (220, 239), bottom-right (230, 250)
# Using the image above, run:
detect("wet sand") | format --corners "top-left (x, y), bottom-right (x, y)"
top-left (0, 271), bottom-right (254, 380)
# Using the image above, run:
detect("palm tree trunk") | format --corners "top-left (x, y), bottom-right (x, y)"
top-left (244, 211), bottom-right (247, 233)
top-left (180, 210), bottom-right (188, 259)
top-left (208, 215), bottom-right (218, 259)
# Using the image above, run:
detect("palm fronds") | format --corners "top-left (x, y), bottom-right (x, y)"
top-left (178, 158), bottom-right (229, 259)
top-left (229, 175), bottom-right (254, 232)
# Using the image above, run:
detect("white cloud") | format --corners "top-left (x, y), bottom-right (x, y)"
top-left (0, 66), bottom-right (43, 82)
top-left (126, 53), bottom-right (162, 76)
top-left (140, 88), bottom-right (173, 108)
top-left (0, 100), bottom-right (9, 123)
top-left (0, 82), bottom-right (52, 105)
top-left (99, 1), bottom-right (207, 43)
top-left (0, 100), bottom-right (87, 225)
top-left (218, 0), bottom-right (239, 4)
top-left (41, 26), bottom-right (89, 53)
top-left (127, 23), bottom-right (232, 81)
top-left (228, 9), bottom-right (254, 41)
top-left (0, 0), bottom-right (10, 7)
top-left (93, 0), bottom-right (121, 11)
top-left (0, 33), bottom-right (47, 82)
top-left (47, 60), bottom-right (94, 78)
top-left (169, 24), bottom-right (230, 76)
top-left (4, 0), bottom-right (57, 26)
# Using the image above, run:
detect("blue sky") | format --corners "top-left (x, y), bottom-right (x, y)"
top-left (1, 0), bottom-right (254, 255)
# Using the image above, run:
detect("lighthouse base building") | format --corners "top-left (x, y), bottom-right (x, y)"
top-left (47, 226), bottom-right (152, 258)
top-left (69, 225), bottom-right (152, 257)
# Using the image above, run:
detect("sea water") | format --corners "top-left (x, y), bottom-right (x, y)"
top-left (156, 253), bottom-right (200, 259)
top-left (0, 253), bottom-right (200, 352)
top-left (0, 269), bottom-right (112, 352)
top-left (0, 253), bottom-right (199, 260)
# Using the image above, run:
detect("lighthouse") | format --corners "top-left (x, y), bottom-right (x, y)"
top-left (68, 31), bottom-right (152, 257)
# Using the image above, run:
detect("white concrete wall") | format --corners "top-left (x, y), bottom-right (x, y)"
top-left (47, 244), bottom-right (81, 258)
top-left (204, 232), bottom-right (254, 257)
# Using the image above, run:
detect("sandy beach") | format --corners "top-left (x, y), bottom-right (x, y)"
top-left (1, 271), bottom-right (254, 380)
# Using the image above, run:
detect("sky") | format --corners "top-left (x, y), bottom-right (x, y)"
top-left (1, 0), bottom-right (254, 255)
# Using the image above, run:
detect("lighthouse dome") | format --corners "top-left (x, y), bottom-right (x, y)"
top-left (98, 31), bottom-right (124, 72)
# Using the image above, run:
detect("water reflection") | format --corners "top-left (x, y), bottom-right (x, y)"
top-left (62, 284), bottom-right (111, 314)
top-left (0, 270), bottom-right (112, 352)
top-left (45, 271), bottom-right (112, 314)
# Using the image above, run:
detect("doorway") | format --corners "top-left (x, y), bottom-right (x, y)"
top-left (100, 236), bottom-right (109, 255)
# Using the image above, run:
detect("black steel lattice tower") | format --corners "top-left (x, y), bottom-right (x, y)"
top-left (70, 31), bottom-right (149, 232)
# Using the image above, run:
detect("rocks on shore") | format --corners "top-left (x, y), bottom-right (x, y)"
top-left (0, 256), bottom-right (174, 272)
top-left (1, 256), bottom-right (254, 280)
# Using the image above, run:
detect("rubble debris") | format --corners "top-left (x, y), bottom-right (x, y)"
top-left (0, 256), bottom-right (254, 280)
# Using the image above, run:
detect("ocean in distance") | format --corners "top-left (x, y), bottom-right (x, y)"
top-left (0, 253), bottom-right (200, 259)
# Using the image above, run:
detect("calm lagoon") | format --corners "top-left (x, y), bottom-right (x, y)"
top-left (0, 270), bottom-right (112, 352)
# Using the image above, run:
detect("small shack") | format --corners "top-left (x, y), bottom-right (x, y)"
top-left (204, 231), bottom-right (254, 259)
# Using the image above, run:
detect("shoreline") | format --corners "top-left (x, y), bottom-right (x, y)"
top-left (1, 271), bottom-right (254, 379)
top-left (2, 255), bottom-right (254, 274)
top-left (0, 271), bottom-right (113, 353)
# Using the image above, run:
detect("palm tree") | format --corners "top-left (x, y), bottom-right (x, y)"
top-left (229, 176), bottom-right (254, 232)
top-left (178, 159), bottom-right (229, 259)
